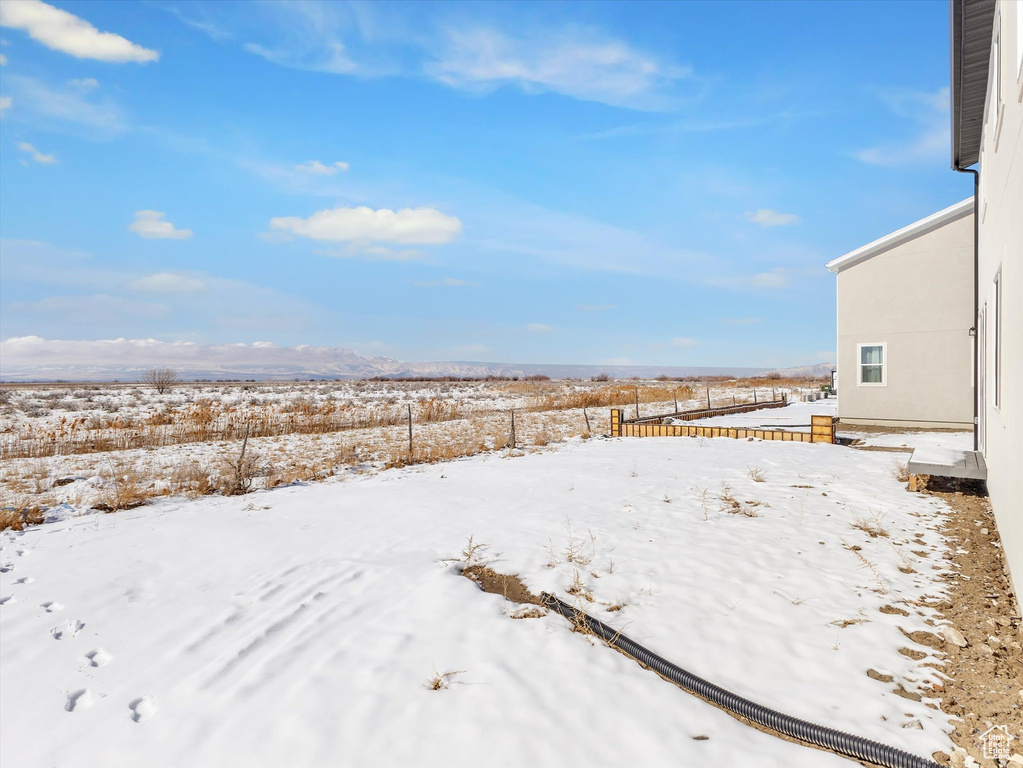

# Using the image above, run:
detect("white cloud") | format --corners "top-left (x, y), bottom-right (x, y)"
top-left (0, 96), bottom-right (11, 114)
top-left (16, 141), bottom-right (56, 164)
top-left (0, 53), bottom-right (8, 65)
top-left (294, 159), bottom-right (349, 175)
top-left (129, 272), bottom-right (207, 293)
top-left (425, 27), bottom-right (689, 109)
top-left (526, 323), bottom-right (554, 334)
top-left (744, 209), bottom-right (799, 227)
top-left (270, 205), bottom-right (462, 245)
top-left (671, 337), bottom-right (699, 347)
top-left (751, 268), bottom-right (790, 288)
top-left (129, 210), bottom-right (193, 240)
top-left (0, 0), bottom-right (159, 62)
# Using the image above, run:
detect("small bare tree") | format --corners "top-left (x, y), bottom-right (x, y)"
top-left (142, 368), bottom-right (180, 394)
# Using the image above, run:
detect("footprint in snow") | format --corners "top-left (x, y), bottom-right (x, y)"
top-left (41, 601), bottom-right (64, 613)
top-left (84, 648), bottom-right (112, 667)
top-left (0, 595), bottom-right (13, 606)
top-left (13, 576), bottom-right (33, 585)
top-left (65, 688), bottom-right (92, 712)
top-left (129, 696), bottom-right (156, 723)
top-left (51, 619), bottom-right (85, 640)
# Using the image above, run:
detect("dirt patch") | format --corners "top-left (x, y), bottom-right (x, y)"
top-left (462, 565), bottom-right (541, 605)
top-left (880, 605), bottom-right (910, 617)
top-left (917, 487), bottom-right (1023, 766)
top-left (867, 668), bottom-right (894, 683)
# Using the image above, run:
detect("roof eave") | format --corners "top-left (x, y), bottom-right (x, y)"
top-left (826, 198), bottom-right (974, 273)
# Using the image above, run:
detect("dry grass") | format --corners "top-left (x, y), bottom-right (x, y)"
top-left (842, 538), bottom-right (889, 594)
top-left (0, 496), bottom-right (45, 531)
top-left (851, 512), bottom-right (890, 538)
top-left (426, 669), bottom-right (466, 691)
top-left (747, 466), bottom-right (767, 483)
top-left (95, 471), bottom-right (149, 512)
top-left (720, 483), bottom-right (759, 517)
top-left (890, 461), bottom-right (910, 483)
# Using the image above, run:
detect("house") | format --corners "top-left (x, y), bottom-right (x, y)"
top-left (826, 200), bottom-right (975, 428)
top-left (951, 0), bottom-right (1022, 597)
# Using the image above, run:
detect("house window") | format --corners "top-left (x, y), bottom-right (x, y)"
top-left (994, 269), bottom-right (1002, 407)
top-left (858, 343), bottom-right (886, 386)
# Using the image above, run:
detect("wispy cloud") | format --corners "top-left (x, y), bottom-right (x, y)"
top-left (294, 160), bottom-right (349, 175)
top-left (744, 209), bottom-right (799, 227)
top-left (671, 337), bottom-right (699, 347)
top-left (0, 0), bottom-right (158, 62)
top-left (2, 74), bottom-right (125, 136)
top-left (16, 141), bottom-right (56, 164)
top-left (129, 210), bottom-right (193, 240)
top-left (413, 277), bottom-right (474, 287)
top-left (425, 26), bottom-right (690, 110)
top-left (270, 205), bottom-right (462, 245)
top-left (855, 87), bottom-right (949, 167)
top-left (129, 272), bottom-right (207, 293)
top-left (750, 268), bottom-right (790, 288)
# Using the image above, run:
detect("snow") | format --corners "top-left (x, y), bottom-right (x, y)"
top-left (837, 429), bottom-right (973, 452)
top-left (0, 434), bottom-right (954, 767)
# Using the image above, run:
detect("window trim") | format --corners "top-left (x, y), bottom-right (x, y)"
top-left (994, 268), bottom-right (1002, 410)
top-left (857, 342), bottom-right (887, 387)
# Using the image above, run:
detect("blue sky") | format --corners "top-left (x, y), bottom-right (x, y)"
top-left (0, 0), bottom-right (969, 368)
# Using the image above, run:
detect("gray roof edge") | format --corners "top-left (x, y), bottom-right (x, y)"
top-left (826, 199), bottom-right (974, 273)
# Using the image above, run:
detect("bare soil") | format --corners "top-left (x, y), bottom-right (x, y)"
top-left (462, 564), bottom-right (541, 605)
top-left (916, 482), bottom-right (1023, 767)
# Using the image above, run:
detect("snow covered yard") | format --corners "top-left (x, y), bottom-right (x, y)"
top-left (0, 434), bottom-right (955, 767)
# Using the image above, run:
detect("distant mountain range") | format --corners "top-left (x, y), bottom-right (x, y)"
top-left (0, 336), bottom-right (832, 382)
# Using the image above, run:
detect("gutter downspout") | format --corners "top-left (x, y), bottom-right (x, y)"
top-left (952, 165), bottom-right (979, 453)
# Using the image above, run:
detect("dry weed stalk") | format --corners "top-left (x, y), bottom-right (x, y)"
top-left (426, 668), bottom-right (467, 691)
top-left (851, 511), bottom-right (890, 538)
top-left (747, 466), bottom-right (767, 483)
top-left (890, 461), bottom-right (910, 483)
top-left (842, 538), bottom-right (889, 594)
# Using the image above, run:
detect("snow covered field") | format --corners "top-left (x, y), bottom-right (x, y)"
top-left (1, 432), bottom-right (956, 767)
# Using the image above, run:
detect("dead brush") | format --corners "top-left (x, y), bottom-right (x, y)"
top-left (720, 483), bottom-right (758, 517)
top-left (841, 538), bottom-right (888, 594)
top-left (0, 495), bottom-right (45, 531)
top-left (426, 668), bottom-right (467, 691)
top-left (747, 466), bottom-right (767, 483)
top-left (890, 461), bottom-right (910, 483)
top-left (217, 424), bottom-right (261, 496)
top-left (96, 470), bottom-right (150, 512)
top-left (461, 535), bottom-right (487, 568)
top-left (851, 511), bottom-right (890, 538)
top-left (566, 568), bottom-right (594, 602)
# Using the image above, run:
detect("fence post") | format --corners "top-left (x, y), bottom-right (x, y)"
top-left (753, 389), bottom-right (757, 404)
top-left (407, 404), bottom-right (414, 462)
top-left (772, 387), bottom-right (776, 402)
top-left (610, 408), bottom-right (621, 437)
top-left (673, 391), bottom-right (678, 413)
top-left (510, 409), bottom-right (516, 448)
top-left (583, 407), bottom-right (591, 435)
top-left (635, 388), bottom-right (640, 419)
top-left (705, 387), bottom-right (711, 409)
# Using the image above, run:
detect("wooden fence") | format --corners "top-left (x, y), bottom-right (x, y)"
top-left (610, 408), bottom-right (837, 444)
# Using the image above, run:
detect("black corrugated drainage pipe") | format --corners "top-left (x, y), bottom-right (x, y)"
top-left (539, 592), bottom-right (941, 768)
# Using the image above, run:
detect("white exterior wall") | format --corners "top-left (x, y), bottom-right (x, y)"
top-left (835, 214), bottom-right (975, 428)
top-left (977, 0), bottom-right (1023, 596)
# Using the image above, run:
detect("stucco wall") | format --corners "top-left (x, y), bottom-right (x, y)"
top-left (835, 213), bottom-right (975, 427)
top-left (977, 0), bottom-right (1023, 599)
